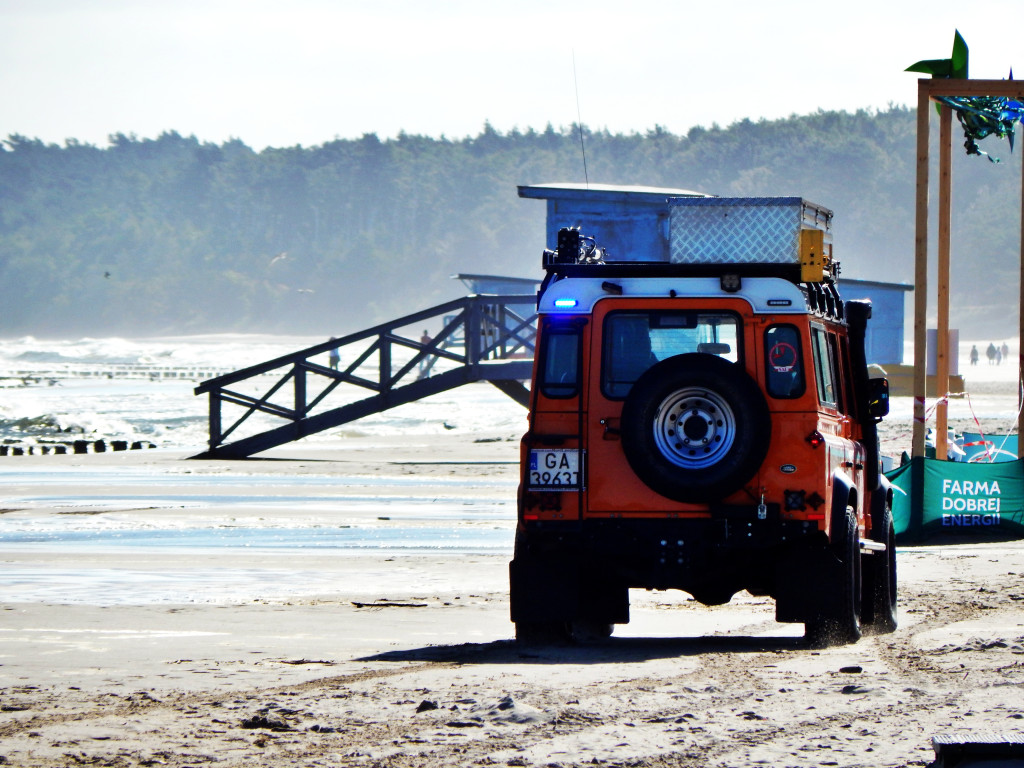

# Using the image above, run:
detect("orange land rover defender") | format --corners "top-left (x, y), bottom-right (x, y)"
top-left (510, 197), bottom-right (897, 646)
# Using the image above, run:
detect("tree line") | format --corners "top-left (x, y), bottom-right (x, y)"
top-left (0, 107), bottom-right (1019, 338)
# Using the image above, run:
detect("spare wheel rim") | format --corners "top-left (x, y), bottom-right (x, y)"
top-left (652, 387), bottom-right (737, 469)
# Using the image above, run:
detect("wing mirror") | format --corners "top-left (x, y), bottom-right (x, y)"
top-left (867, 377), bottom-right (889, 421)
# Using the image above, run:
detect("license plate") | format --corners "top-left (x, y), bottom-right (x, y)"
top-left (528, 449), bottom-right (584, 490)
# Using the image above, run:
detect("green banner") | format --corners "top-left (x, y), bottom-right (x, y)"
top-left (962, 432), bottom-right (1018, 463)
top-left (886, 456), bottom-right (1024, 540)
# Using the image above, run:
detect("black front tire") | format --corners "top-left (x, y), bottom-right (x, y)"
top-left (864, 502), bottom-right (898, 634)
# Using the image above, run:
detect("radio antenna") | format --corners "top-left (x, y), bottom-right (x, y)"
top-left (572, 49), bottom-right (589, 188)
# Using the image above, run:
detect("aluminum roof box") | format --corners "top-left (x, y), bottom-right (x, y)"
top-left (669, 197), bottom-right (833, 266)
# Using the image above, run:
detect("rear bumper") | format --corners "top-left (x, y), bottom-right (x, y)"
top-left (510, 514), bottom-right (829, 620)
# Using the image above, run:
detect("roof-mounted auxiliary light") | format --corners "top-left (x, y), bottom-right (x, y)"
top-left (720, 274), bottom-right (741, 293)
top-left (554, 298), bottom-right (578, 308)
top-left (601, 281), bottom-right (623, 295)
top-left (556, 227), bottom-right (582, 264)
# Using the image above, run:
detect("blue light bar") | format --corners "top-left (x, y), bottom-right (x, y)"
top-left (553, 298), bottom-right (578, 308)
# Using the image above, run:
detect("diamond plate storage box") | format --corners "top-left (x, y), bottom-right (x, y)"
top-left (668, 197), bottom-right (832, 265)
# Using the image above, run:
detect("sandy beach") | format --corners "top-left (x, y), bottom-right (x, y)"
top-left (2, 397), bottom-right (1024, 767)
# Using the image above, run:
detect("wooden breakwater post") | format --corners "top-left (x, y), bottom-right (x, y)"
top-left (2, 440), bottom-right (155, 457)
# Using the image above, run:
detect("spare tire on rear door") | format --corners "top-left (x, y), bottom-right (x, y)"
top-left (620, 353), bottom-right (771, 503)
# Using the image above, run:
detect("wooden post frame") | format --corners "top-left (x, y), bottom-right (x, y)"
top-left (912, 78), bottom-right (1024, 458)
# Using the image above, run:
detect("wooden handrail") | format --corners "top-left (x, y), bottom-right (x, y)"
top-left (192, 294), bottom-right (537, 458)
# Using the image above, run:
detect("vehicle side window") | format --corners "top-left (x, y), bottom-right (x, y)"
top-left (810, 325), bottom-right (839, 408)
top-left (539, 327), bottom-right (580, 398)
top-left (834, 334), bottom-right (853, 415)
top-left (764, 324), bottom-right (805, 399)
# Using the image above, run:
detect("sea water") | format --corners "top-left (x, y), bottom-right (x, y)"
top-left (0, 333), bottom-right (528, 448)
top-left (0, 335), bottom-right (525, 603)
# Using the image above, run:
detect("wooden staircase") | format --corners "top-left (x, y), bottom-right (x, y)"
top-left (192, 295), bottom-right (536, 459)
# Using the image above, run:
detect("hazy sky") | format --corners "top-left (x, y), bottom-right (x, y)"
top-left (2, 0), bottom-right (1022, 150)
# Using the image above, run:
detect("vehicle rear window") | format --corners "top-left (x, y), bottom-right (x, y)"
top-left (539, 326), bottom-right (581, 398)
top-left (764, 324), bottom-right (806, 399)
top-left (601, 311), bottom-right (739, 398)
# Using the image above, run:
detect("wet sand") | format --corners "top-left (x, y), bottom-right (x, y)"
top-left (2, 412), bottom-right (1023, 767)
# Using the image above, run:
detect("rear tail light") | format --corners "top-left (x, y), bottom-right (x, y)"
top-left (806, 430), bottom-right (824, 448)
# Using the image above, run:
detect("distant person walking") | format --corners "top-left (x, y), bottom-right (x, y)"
top-left (987, 342), bottom-right (997, 365)
top-left (418, 330), bottom-right (432, 377)
top-left (328, 338), bottom-right (340, 371)
top-left (1002, 342), bottom-right (1010, 362)
top-left (970, 345), bottom-right (979, 366)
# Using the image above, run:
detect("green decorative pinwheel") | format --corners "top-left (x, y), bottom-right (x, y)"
top-left (907, 30), bottom-right (1023, 161)
top-left (906, 29), bottom-right (970, 80)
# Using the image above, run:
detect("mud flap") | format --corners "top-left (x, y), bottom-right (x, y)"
top-left (510, 559), bottom-right (629, 624)
top-left (773, 545), bottom-right (838, 624)
top-left (510, 558), bottom-right (579, 624)
top-left (580, 578), bottom-right (630, 625)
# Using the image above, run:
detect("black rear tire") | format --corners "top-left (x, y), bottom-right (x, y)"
top-left (515, 621), bottom-right (569, 645)
top-left (568, 620), bottom-right (614, 643)
top-left (806, 508), bottom-right (862, 647)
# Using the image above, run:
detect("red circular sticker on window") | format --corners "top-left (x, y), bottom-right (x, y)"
top-left (769, 341), bottom-right (798, 373)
